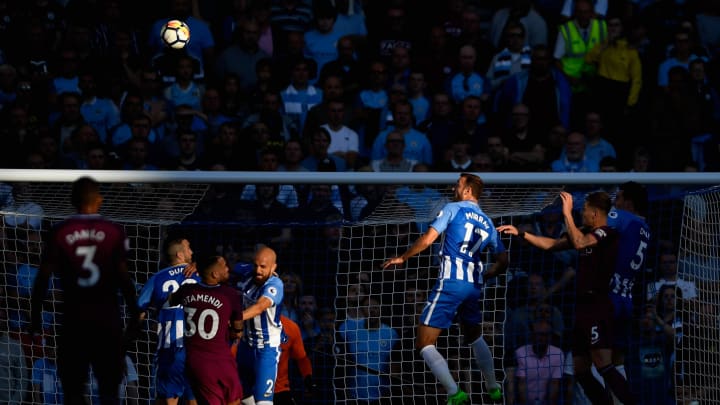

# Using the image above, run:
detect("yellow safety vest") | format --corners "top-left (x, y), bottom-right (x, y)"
top-left (559, 19), bottom-right (607, 79)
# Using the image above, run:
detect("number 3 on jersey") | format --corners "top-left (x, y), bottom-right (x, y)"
top-left (184, 307), bottom-right (220, 339)
top-left (76, 245), bottom-right (99, 287)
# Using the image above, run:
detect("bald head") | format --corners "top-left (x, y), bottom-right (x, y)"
top-left (253, 246), bottom-right (278, 285)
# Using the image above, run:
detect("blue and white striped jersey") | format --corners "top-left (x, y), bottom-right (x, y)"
top-left (607, 208), bottom-right (651, 299)
top-left (429, 200), bottom-right (505, 283)
top-left (137, 264), bottom-right (200, 351)
top-left (237, 273), bottom-right (284, 348)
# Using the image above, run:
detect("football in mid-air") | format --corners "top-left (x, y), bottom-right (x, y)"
top-left (161, 19), bottom-right (190, 49)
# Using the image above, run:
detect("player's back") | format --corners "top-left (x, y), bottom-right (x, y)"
top-left (607, 208), bottom-right (650, 299)
top-left (432, 201), bottom-right (501, 281)
top-left (174, 282), bottom-right (242, 358)
top-left (138, 264), bottom-right (200, 352)
top-left (576, 225), bottom-right (619, 296)
top-left (47, 214), bottom-right (128, 324)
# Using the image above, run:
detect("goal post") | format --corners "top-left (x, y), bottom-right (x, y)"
top-left (0, 170), bottom-right (717, 405)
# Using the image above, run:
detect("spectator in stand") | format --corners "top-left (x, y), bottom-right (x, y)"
top-left (137, 67), bottom-right (170, 139)
top-left (688, 58), bottom-right (720, 171)
top-left (332, 0), bottom-right (367, 38)
top-left (201, 86), bottom-right (237, 138)
top-left (417, 91), bottom-right (456, 166)
top-left (630, 146), bottom-right (651, 172)
top-left (510, 319), bottom-right (564, 405)
top-left (387, 46), bottom-right (412, 90)
top-left (647, 247), bottom-right (698, 303)
top-left (77, 70), bottom-right (121, 145)
top-left (0, 308), bottom-right (27, 405)
top-left (371, 130), bottom-right (417, 172)
top-left (48, 49), bottom-right (81, 106)
top-left (486, 135), bottom-right (512, 172)
top-left (214, 18), bottom-right (270, 93)
top-left (49, 91), bottom-right (85, 154)
top-left (412, 25), bottom-right (456, 96)
top-left (471, 153), bottom-right (495, 172)
top-left (163, 54), bottom-right (205, 112)
top-left (298, 294), bottom-right (321, 341)
top-left (34, 131), bottom-right (76, 169)
top-left (237, 183), bottom-right (294, 247)
top-left (560, 0), bottom-right (607, 19)
top-left (448, 95), bottom-right (490, 156)
top-left (305, 306), bottom-right (336, 404)
top-left (121, 137), bottom-right (159, 170)
top-left (371, 100), bottom-right (432, 166)
top-left (551, 131), bottom-right (600, 172)
top-left (84, 143), bottom-right (118, 170)
top-left (240, 148), bottom-right (300, 208)
top-left (489, 0), bottom-right (548, 50)
top-left (148, 0), bottom-right (215, 76)
top-left (322, 99), bottom-right (359, 169)
top-left (352, 60), bottom-right (390, 154)
top-left (276, 138), bottom-right (306, 173)
top-left (303, 74), bottom-right (352, 140)
top-left (657, 29), bottom-right (709, 89)
top-left (303, 2), bottom-right (344, 83)
top-left (367, 4), bottom-right (415, 61)
top-left (505, 273), bottom-right (565, 352)
top-left (281, 56), bottom-right (323, 135)
top-left (575, 110), bottom-right (617, 163)
top-left (63, 124), bottom-right (102, 169)
top-left (275, 315), bottom-right (314, 405)
top-left (446, 45), bottom-right (491, 106)
top-left (269, 0), bottom-right (314, 55)
top-left (501, 103), bottom-right (547, 171)
top-left (649, 66), bottom-right (698, 171)
top-left (337, 296), bottom-right (400, 404)
top-left (554, 0), bottom-right (607, 110)
top-left (455, 4), bottom-right (496, 73)
top-left (302, 126), bottom-right (347, 171)
top-left (163, 130), bottom-right (204, 170)
top-left (279, 271), bottom-right (304, 325)
top-left (244, 90), bottom-right (300, 142)
top-left (486, 21), bottom-right (533, 92)
top-left (406, 68), bottom-right (431, 127)
top-left (494, 45), bottom-right (572, 135)
top-left (435, 136), bottom-right (473, 172)
top-left (219, 73), bottom-right (247, 119)
top-left (204, 122), bottom-right (246, 170)
top-left (584, 15), bottom-right (642, 146)
top-left (319, 35), bottom-right (364, 102)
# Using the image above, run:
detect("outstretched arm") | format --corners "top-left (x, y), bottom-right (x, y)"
top-left (560, 191), bottom-right (597, 249)
top-left (382, 227), bottom-right (440, 269)
top-left (497, 224), bottom-right (570, 251)
top-left (243, 296), bottom-right (273, 321)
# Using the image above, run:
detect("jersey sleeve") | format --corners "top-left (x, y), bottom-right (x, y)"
top-left (429, 203), bottom-right (457, 234)
top-left (262, 277), bottom-right (284, 306)
top-left (136, 275), bottom-right (156, 312)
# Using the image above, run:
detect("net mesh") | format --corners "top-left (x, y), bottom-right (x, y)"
top-left (676, 186), bottom-right (720, 405)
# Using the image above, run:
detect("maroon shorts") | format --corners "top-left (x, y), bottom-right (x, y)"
top-left (186, 353), bottom-right (243, 405)
top-left (573, 294), bottom-right (614, 352)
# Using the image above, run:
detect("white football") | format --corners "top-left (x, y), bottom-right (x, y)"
top-left (161, 19), bottom-right (190, 50)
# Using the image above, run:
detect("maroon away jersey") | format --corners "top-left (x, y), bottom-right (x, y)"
top-left (45, 214), bottom-right (129, 325)
top-left (174, 283), bottom-right (243, 358)
top-left (576, 225), bottom-right (619, 296)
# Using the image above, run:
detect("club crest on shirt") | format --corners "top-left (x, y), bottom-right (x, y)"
top-left (436, 210), bottom-right (444, 218)
top-left (268, 286), bottom-right (277, 296)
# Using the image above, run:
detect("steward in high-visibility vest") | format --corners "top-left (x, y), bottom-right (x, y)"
top-left (558, 18), bottom-right (607, 89)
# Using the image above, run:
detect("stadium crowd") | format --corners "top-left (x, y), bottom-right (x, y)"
top-left (1, 0), bottom-right (720, 404)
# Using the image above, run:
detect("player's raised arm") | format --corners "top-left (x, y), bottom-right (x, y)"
top-left (382, 227), bottom-right (440, 269)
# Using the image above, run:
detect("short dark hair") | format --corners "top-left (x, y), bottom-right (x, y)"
top-left (71, 176), bottom-right (100, 210)
top-left (619, 181), bottom-right (648, 216)
top-left (460, 172), bottom-right (484, 199)
top-left (197, 255), bottom-right (223, 277)
top-left (585, 191), bottom-right (612, 215)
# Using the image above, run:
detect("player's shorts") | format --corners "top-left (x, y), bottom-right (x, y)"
top-left (420, 278), bottom-right (483, 329)
top-left (573, 293), bottom-right (614, 352)
top-left (155, 348), bottom-right (195, 400)
top-left (609, 293), bottom-right (634, 350)
top-left (57, 324), bottom-right (124, 400)
top-left (186, 353), bottom-right (242, 405)
top-left (237, 341), bottom-right (281, 403)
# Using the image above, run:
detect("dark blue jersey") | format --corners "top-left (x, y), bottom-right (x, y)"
top-left (607, 208), bottom-right (651, 299)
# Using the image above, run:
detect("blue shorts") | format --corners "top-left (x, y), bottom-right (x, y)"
top-left (610, 294), bottom-right (633, 350)
top-left (236, 342), bottom-right (281, 402)
top-left (155, 349), bottom-right (195, 400)
top-left (420, 279), bottom-right (483, 329)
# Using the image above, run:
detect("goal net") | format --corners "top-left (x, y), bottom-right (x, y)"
top-left (1, 172), bottom-right (718, 405)
top-left (0, 181), bottom-right (207, 403)
top-left (334, 182), bottom-right (563, 405)
top-left (676, 186), bottom-right (720, 405)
